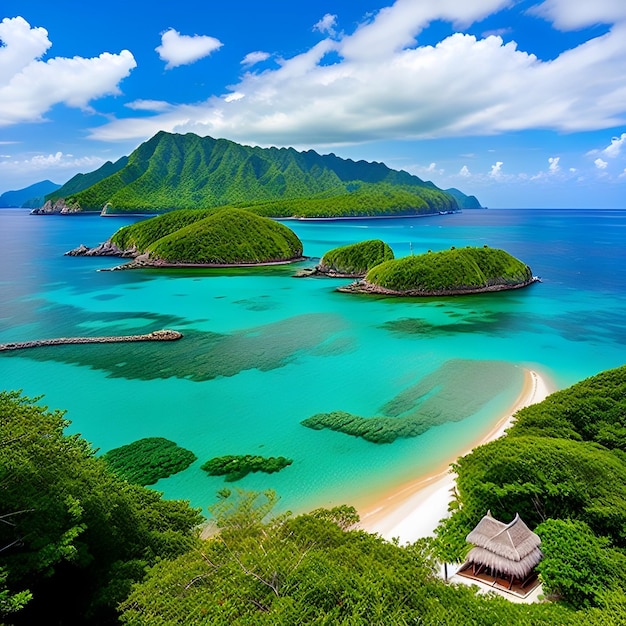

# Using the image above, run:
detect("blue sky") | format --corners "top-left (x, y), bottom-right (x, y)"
top-left (1, 0), bottom-right (626, 208)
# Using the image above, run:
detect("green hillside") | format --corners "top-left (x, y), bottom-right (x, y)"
top-left (319, 239), bottom-right (394, 275)
top-left (111, 207), bottom-right (303, 264)
top-left (363, 246), bottom-right (533, 294)
top-left (110, 208), bottom-right (216, 251)
top-left (45, 156), bottom-right (128, 203)
top-left (61, 131), bottom-right (475, 216)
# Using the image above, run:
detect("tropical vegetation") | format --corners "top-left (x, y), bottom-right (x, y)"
top-left (102, 437), bottom-right (197, 486)
top-left (44, 131), bottom-right (478, 216)
top-left (363, 245), bottom-right (533, 293)
top-left (318, 239), bottom-right (394, 275)
top-left (434, 364), bottom-right (626, 612)
top-left (0, 390), bottom-right (202, 624)
top-left (111, 207), bottom-right (303, 264)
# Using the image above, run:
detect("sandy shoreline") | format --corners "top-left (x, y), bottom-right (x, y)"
top-left (358, 368), bottom-right (554, 543)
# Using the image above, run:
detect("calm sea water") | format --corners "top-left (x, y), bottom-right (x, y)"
top-left (1, 208), bottom-right (625, 514)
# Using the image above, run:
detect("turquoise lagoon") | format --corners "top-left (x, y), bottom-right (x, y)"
top-left (1, 208), bottom-right (625, 515)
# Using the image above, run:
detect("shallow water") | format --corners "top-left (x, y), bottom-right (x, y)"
top-left (1, 208), bottom-right (625, 514)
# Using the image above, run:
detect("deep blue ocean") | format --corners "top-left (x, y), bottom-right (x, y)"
top-left (1, 208), bottom-right (625, 514)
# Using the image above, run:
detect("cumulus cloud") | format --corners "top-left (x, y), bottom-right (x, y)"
top-left (595, 157), bottom-right (609, 169)
top-left (313, 14), bottom-right (338, 37)
top-left (602, 132), bottom-right (626, 157)
top-left (459, 165), bottom-right (471, 177)
top-left (89, 0), bottom-right (626, 149)
top-left (0, 16), bottom-right (136, 127)
top-left (241, 51), bottom-right (270, 67)
top-left (156, 28), bottom-right (223, 69)
top-left (490, 161), bottom-right (504, 178)
top-left (548, 156), bottom-right (560, 172)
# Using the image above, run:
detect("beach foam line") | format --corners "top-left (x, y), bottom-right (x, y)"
top-left (358, 368), bottom-right (554, 544)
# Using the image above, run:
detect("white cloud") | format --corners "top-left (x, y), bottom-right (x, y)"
top-left (0, 151), bottom-right (106, 173)
top-left (313, 14), bottom-right (338, 37)
top-left (529, 0), bottom-right (626, 31)
top-left (548, 156), bottom-right (560, 172)
top-left (156, 28), bottom-right (223, 69)
top-left (242, 51), bottom-right (270, 67)
top-left (0, 16), bottom-right (136, 127)
top-left (595, 157), bottom-right (608, 169)
top-left (126, 99), bottom-right (173, 112)
top-left (602, 132), bottom-right (626, 157)
top-left (490, 161), bottom-right (504, 178)
top-left (89, 0), bottom-right (626, 149)
top-left (224, 92), bottom-right (244, 103)
top-left (459, 165), bottom-right (471, 177)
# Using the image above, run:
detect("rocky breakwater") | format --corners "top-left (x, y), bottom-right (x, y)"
top-left (0, 330), bottom-right (182, 352)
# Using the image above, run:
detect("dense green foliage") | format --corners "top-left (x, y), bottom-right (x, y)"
top-left (319, 239), bottom-right (394, 275)
top-left (110, 207), bottom-right (303, 263)
top-left (507, 365), bottom-right (626, 451)
top-left (102, 437), bottom-right (197, 486)
top-left (147, 208), bottom-right (303, 263)
top-left (119, 490), bottom-right (574, 625)
top-left (535, 519), bottom-right (626, 609)
top-left (435, 364), bottom-right (626, 611)
top-left (63, 131), bottom-right (472, 215)
top-left (201, 455), bottom-right (293, 482)
top-left (245, 183), bottom-right (457, 218)
top-left (110, 208), bottom-right (215, 250)
top-left (0, 391), bottom-right (202, 624)
top-left (365, 246), bottom-right (533, 293)
top-left (45, 156), bottom-right (128, 203)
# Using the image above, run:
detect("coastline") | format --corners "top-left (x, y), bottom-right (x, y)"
top-left (357, 368), bottom-right (554, 543)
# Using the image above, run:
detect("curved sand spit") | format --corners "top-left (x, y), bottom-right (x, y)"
top-left (358, 368), bottom-right (554, 543)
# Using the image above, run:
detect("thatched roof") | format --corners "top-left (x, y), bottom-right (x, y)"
top-left (465, 511), bottom-right (543, 579)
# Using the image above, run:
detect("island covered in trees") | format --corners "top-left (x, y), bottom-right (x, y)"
top-left (338, 246), bottom-right (537, 296)
top-left (299, 239), bottom-right (395, 278)
top-left (31, 131), bottom-right (481, 217)
top-left (68, 207), bottom-right (304, 267)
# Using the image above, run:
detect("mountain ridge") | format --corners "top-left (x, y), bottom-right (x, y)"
top-left (49, 132), bottom-right (480, 216)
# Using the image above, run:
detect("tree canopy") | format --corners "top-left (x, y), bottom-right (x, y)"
top-left (0, 390), bottom-right (202, 624)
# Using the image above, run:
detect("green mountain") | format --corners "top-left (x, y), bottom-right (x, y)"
top-left (444, 187), bottom-right (483, 209)
top-left (45, 156), bottom-right (128, 204)
top-left (0, 180), bottom-right (60, 208)
top-left (60, 131), bottom-right (478, 217)
top-left (111, 207), bottom-right (303, 265)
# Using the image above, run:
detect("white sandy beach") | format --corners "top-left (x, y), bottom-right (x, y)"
top-left (358, 368), bottom-right (554, 543)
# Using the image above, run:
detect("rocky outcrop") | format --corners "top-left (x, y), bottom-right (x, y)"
top-left (65, 241), bottom-right (137, 257)
top-left (30, 198), bottom-right (84, 214)
top-left (0, 329), bottom-right (182, 351)
top-left (337, 276), bottom-right (540, 297)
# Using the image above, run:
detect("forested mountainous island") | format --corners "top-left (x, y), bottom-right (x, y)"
top-left (28, 131), bottom-right (481, 217)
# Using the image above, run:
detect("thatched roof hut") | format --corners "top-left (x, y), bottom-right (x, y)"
top-left (463, 511), bottom-right (542, 588)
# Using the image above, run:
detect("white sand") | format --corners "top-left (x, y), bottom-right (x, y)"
top-left (358, 368), bottom-right (554, 543)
